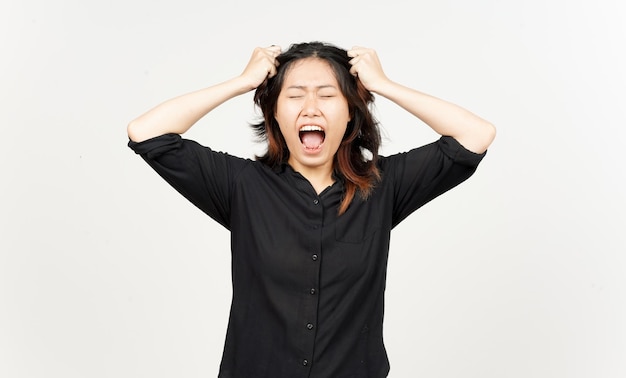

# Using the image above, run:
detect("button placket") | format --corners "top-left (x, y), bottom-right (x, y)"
top-left (303, 251), bottom-right (320, 370)
top-left (300, 191), bottom-right (323, 372)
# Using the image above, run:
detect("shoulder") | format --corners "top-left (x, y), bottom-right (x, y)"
top-left (129, 133), bottom-right (256, 165)
top-left (379, 136), bottom-right (486, 170)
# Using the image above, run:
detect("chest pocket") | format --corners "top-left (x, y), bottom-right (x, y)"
top-left (334, 200), bottom-right (382, 243)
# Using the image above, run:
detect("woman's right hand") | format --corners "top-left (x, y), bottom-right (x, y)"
top-left (239, 45), bottom-right (282, 90)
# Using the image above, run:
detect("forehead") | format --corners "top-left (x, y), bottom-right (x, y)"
top-left (282, 57), bottom-right (339, 87)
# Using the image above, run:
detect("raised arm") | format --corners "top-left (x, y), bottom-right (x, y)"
top-left (347, 47), bottom-right (496, 154)
top-left (127, 45), bottom-right (282, 143)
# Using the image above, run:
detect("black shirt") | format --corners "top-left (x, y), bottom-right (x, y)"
top-left (128, 133), bottom-right (485, 378)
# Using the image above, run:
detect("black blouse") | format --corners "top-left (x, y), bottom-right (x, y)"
top-left (129, 134), bottom-right (485, 378)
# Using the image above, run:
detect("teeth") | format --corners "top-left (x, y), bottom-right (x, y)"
top-left (299, 125), bottom-right (323, 132)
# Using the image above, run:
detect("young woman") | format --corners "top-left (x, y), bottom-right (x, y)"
top-left (128, 41), bottom-right (495, 378)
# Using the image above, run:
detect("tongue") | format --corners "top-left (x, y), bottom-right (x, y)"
top-left (301, 131), bottom-right (324, 149)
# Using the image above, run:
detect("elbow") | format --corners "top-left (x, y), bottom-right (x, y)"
top-left (127, 121), bottom-right (136, 142)
top-left (458, 121), bottom-right (496, 154)
top-left (127, 119), bottom-right (146, 143)
top-left (484, 121), bottom-right (497, 148)
top-left (474, 121), bottom-right (496, 154)
top-left (127, 117), bottom-right (175, 143)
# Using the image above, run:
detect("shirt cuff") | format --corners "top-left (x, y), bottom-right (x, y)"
top-left (127, 133), bottom-right (183, 159)
top-left (439, 136), bottom-right (487, 167)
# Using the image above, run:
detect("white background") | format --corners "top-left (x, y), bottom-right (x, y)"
top-left (1, 0), bottom-right (625, 377)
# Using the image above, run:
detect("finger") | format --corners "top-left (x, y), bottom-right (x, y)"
top-left (348, 46), bottom-right (368, 57)
top-left (268, 55), bottom-right (280, 71)
top-left (268, 63), bottom-right (278, 78)
top-left (349, 65), bottom-right (359, 77)
top-left (267, 45), bottom-right (282, 55)
top-left (261, 46), bottom-right (281, 71)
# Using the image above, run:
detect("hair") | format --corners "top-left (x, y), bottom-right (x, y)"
top-left (251, 41), bottom-right (381, 215)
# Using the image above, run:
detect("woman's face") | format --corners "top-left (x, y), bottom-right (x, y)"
top-left (275, 57), bottom-right (351, 176)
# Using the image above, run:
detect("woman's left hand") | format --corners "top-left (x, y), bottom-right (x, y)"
top-left (347, 46), bottom-right (390, 93)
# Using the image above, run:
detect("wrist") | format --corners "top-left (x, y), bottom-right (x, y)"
top-left (222, 76), bottom-right (257, 96)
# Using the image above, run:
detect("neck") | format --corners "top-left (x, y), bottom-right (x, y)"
top-left (290, 162), bottom-right (335, 194)
top-left (308, 174), bottom-right (335, 194)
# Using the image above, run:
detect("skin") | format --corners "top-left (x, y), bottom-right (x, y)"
top-left (127, 46), bottom-right (282, 143)
top-left (275, 58), bottom-right (351, 192)
top-left (127, 44), bottom-right (496, 193)
top-left (347, 46), bottom-right (496, 154)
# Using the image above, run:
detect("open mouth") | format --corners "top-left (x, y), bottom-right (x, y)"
top-left (299, 125), bottom-right (325, 150)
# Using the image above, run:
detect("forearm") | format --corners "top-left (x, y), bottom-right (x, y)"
top-left (373, 80), bottom-right (496, 154)
top-left (127, 76), bottom-right (254, 143)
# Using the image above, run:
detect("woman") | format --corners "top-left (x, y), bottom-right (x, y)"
top-left (128, 41), bottom-right (495, 377)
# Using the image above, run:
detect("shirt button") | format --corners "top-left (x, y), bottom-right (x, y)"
top-left (313, 199), bottom-right (319, 205)
top-left (302, 359), bottom-right (309, 366)
top-left (310, 288), bottom-right (316, 295)
top-left (306, 323), bottom-right (314, 330)
top-left (311, 254), bottom-right (318, 261)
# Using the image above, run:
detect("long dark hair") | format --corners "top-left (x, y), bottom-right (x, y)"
top-left (251, 41), bottom-right (381, 215)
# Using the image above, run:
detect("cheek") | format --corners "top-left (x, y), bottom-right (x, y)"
top-left (276, 120), bottom-right (298, 146)
top-left (333, 126), bottom-right (349, 145)
top-left (274, 109), bottom-right (290, 131)
top-left (276, 99), bottom-right (301, 115)
top-left (323, 100), bottom-right (350, 121)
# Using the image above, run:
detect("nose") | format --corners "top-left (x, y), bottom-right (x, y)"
top-left (301, 94), bottom-right (321, 117)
